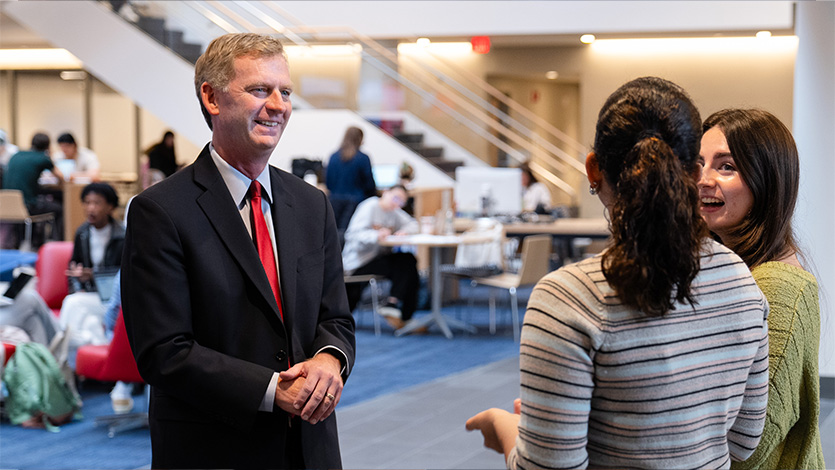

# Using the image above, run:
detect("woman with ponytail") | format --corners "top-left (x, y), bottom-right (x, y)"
top-left (699, 109), bottom-right (824, 470)
top-left (467, 77), bottom-right (770, 469)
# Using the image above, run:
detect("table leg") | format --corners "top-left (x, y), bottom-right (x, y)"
top-left (395, 246), bottom-right (475, 338)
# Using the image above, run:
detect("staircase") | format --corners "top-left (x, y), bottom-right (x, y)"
top-left (135, 15), bottom-right (202, 64)
top-left (370, 119), bottom-right (464, 178)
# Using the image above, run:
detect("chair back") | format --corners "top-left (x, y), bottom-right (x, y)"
top-left (35, 241), bottom-right (74, 310)
top-left (97, 311), bottom-right (143, 383)
top-left (0, 190), bottom-right (30, 220)
top-left (517, 235), bottom-right (552, 286)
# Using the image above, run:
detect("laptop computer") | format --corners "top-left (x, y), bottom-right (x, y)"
top-left (0, 272), bottom-right (33, 306)
top-left (92, 269), bottom-right (119, 304)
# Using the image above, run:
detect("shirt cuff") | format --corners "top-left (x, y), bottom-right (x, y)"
top-left (260, 372), bottom-right (280, 412)
top-left (315, 345), bottom-right (350, 378)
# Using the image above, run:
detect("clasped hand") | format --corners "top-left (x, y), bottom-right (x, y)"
top-left (274, 353), bottom-right (343, 425)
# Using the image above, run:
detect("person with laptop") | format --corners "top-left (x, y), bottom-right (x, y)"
top-left (52, 132), bottom-right (101, 183)
top-left (59, 182), bottom-right (124, 365)
top-left (0, 274), bottom-right (60, 345)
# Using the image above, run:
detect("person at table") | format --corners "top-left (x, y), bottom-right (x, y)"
top-left (466, 77), bottom-right (769, 469)
top-left (145, 130), bottom-right (179, 178)
top-left (698, 108), bottom-right (825, 470)
top-left (520, 162), bottom-right (551, 213)
top-left (3, 132), bottom-right (64, 239)
top-left (0, 128), bottom-right (19, 174)
top-left (121, 33), bottom-right (355, 468)
top-left (342, 184), bottom-right (419, 330)
top-left (52, 132), bottom-right (100, 183)
top-left (326, 126), bottom-right (377, 233)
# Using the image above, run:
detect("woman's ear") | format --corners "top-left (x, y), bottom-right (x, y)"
top-left (585, 152), bottom-right (602, 186)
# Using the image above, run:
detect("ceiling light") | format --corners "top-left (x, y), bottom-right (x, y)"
top-left (580, 34), bottom-right (596, 44)
top-left (545, 71), bottom-right (559, 80)
top-left (756, 30), bottom-right (772, 39)
top-left (60, 71), bottom-right (87, 80)
top-left (0, 48), bottom-right (83, 69)
top-left (398, 42), bottom-right (473, 55)
top-left (590, 36), bottom-right (798, 55)
top-left (416, 37), bottom-right (431, 48)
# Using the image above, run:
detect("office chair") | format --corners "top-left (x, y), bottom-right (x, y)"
top-left (468, 235), bottom-right (551, 341)
top-left (0, 190), bottom-right (55, 251)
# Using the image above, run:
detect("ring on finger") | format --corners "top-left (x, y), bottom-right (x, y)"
top-left (325, 392), bottom-right (336, 401)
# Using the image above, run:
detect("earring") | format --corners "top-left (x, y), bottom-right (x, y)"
top-left (589, 182), bottom-right (599, 195)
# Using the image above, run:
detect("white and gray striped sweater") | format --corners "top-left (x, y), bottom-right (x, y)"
top-left (509, 239), bottom-right (769, 470)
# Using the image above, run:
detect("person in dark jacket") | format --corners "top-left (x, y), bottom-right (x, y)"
top-left (67, 182), bottom-right (124, 294)
top-left (145, 130), bottom-right (178, 178)
top-left (325, 126), bottom-right (377, 233)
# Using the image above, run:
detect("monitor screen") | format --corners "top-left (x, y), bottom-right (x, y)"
top-left (454, 167), bottom-right (522, 217)
top-left (372, 164), bottom-right (400, 189)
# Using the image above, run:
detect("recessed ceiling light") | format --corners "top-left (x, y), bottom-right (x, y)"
top-left (416, 37), bottom-right (431, 47)
top-left (546, 71), bottom-right (559, 80)
top-left (756, 30), bottom-right (772, 39)
top-left (580, 34), bottom-right (596, 44)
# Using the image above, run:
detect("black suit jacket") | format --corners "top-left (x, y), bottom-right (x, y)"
top-left (122, 145), bottom-right (355, 469)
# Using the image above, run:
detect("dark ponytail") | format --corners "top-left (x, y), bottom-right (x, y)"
top-left (594, 77), bottom-right (707, 316)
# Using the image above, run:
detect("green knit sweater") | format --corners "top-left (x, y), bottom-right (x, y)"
top-left (731, 261), bottom-right (825, 470)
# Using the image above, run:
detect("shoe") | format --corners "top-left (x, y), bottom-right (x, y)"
top-left (383, 316), bottom-right (405, 330)
top-left (377, 303), bottom-right (402, 320)
top-left (111, 396), bottom-right (134, 414)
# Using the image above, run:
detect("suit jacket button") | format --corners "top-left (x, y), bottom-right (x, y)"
top-left (276, 350), bottom-right (287, 361)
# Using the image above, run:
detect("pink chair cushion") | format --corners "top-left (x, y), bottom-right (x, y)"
top-left (35, 241), bottom-right (74, 315)
top-left (2, 343), bottom-right (15, 366)
top-left (76, 311), bottom-right (143, 384)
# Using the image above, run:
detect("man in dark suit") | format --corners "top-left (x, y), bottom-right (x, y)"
top-left (122, 33), bottom-right (355, 469)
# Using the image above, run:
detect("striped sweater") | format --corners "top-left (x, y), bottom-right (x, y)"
top-left (509, 239), bottom-right (769, 469)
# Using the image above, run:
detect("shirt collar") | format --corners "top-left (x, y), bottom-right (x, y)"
top-left (209, 144), bottom-right (273, 207)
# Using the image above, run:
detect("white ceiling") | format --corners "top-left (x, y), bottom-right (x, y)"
top-left (0, 1), bottom-right (796, 50)
top-left (279, 1), bottom-right (795, 40)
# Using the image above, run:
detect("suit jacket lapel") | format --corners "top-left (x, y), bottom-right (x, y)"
top-left (271, 168), bottom-right (297, 329)
top-left (192, 147), bottom-right (283, 319)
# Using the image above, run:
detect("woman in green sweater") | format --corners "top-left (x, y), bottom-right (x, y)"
top-left (698, 108), bottom-right (825, 470)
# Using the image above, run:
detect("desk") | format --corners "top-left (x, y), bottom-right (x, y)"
top-left (455, 217), bottom-right (609, 238)
top-left (380, 233), bottom-right (492, 339)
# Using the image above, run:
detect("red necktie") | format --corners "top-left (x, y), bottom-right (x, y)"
top-left (250, 181), bottom-right (283, 320)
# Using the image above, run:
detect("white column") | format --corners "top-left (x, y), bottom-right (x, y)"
top-left (793, 1), bottom-right (835, 377)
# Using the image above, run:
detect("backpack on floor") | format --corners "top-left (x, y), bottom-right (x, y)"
top-left (2, 342), bottom-right (82, 431)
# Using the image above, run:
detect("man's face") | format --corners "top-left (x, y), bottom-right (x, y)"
top-left (83, 192), bottom-right (115, 229)
top-left (203, 54), bottom-right (293, 160)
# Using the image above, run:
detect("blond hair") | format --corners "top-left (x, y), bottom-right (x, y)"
top-left (194, 33), bottom-right (286, 129)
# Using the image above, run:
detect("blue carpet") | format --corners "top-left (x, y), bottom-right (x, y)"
top-left (0, 282), bottom-right (527, 469)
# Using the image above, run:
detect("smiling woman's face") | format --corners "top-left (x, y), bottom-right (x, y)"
top-left (696, 127), bottom-right (754, 242)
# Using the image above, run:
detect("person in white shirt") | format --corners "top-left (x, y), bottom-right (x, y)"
top-left (520, 162), bottom-right (551, 213)
top-left (342, 185), bottom-right (419, 328)
top-left (53, 133), bottom-right (101, 182)
top-left (0, 128), bottom-right (20, 171)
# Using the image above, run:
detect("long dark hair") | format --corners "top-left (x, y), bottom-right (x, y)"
top-left (339, 126), bottom-right (363, 161)
top-left (594, 77), bottom-right (707, 316)
top-left (703, 109), bottom-right (799, 268)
